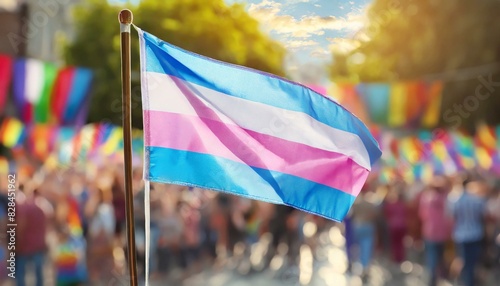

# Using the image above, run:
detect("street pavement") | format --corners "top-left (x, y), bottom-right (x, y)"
top-left (158, 226), bottom-right (450, 286)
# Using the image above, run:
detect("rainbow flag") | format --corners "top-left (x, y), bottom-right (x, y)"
top-left (12, 58), bottom-right (58, 124)
top-left (11, 58), bottom-right (93, 125)
top-left (0, 54), bottom-right (13, 112)
top-left (51, 67), bottom-right (93, 125)
top-left (138, 28), bottom-right (381, 222)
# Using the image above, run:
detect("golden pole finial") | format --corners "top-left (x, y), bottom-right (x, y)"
top-left (119, 9), bottom-right (133, 25)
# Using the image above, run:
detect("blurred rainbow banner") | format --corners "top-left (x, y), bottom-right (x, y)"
top-left (334, 81), bottom-right (443, 128)
top-left (376, 123), bottom-right (500, 183)
top-left (0, 117), bottom-right (139, 168)
top-left (2, 54), bottom-right (93, 125)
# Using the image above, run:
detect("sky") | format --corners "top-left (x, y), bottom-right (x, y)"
top-left (109, 0), bottom-right (373, 81)
top-left (225, 0), bottom-right (372, 81)
top-left (226, 1), bottom-right (371, 59)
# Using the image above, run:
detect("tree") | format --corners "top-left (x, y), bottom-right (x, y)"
top-left (64, 0), bottom-right (285, 128)
top-left (330, 0), bottom-right (500, 130)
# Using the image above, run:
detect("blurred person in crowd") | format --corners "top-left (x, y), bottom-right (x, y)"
top-left (287, 210), bottom-right (306, 261)
top-left (407, 182), bottom-right (426, 261)
top-left (448, 178), bottom-right (489, 286)
top-left (243, 201), bottom-right (261, 245)
top-left (198, 192), bottom-right (226, 264)
top-left (156, 190), bottom-right (184, 276)
top-left (17, 186), bottom-right (51, 286)
top-left (486, 182), bottom-right (500, 276)
top-left (383, 184), bottom-right (408, 264)
top-left (85, 186), bottom-right (116, 284)
top-left (112, 173), bottom-right (126, 238)
top-left (351, 188), bottom-right (379, 280)
top-left (211, 194), bottom-right (231, 262)
top-left (179, 199), bottom-right (202, 276)
top-left (267, 204), bottom-right (299, 263)
top-left (132, 167), bottom-right (144, 194)
top-left (343, 211), bottom-right (355, 273)
top-left (196, 190), bottom-right (217, 262)
top-left (227, 197), bottom-right (247, 254)
top-left (419, 176), bottom-right (452, 286)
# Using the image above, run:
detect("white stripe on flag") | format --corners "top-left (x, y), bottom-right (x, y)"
top-left (143, 72), bottom-right (371, 170)
top-left (25, 59), bottom-right (45, 104)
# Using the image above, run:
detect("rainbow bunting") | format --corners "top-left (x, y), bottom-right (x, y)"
top-left (421, 82), bottom-right (443, 127)
top-left (56, 127), bottom-right (77, 165)
top-left (476, 123), bottom-right (496, 151)
top-left (451, 133), bottom-right (475, 170)
top-left (28, 125), bottom-right (57, 160)
top-left (335, 83), bottom-right (369, 122)
top-left (355, 81), bottom-right (443, 128)
top-left (357, 83), bottom-right (390, 124)
top-left (71, 124), bottom-right (98, 162)
top-left (398, 137), bottom-right (416, 164)
top-left (100, 126), bottom-right (123, 155)
top-left (388, 82), bottom-right (407, 127)
top-left (0, 118), bottom-right (26, 148)
top-left (405, 81), bottom-right (428, 126)
top-left (476, 146), bottom-right (493, 170)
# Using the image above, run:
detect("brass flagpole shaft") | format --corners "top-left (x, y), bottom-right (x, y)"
top-left (118, 9), bottom-right (138, 286)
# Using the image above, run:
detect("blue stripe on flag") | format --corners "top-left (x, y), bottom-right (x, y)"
top-left (147, 146), bottom-right (356, 221)
top-left (141, 31), bottom-right (381, 166)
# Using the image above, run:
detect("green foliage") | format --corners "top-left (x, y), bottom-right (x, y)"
top-left (64, 0), bottom-right (285, 128)
top-left (330, 0), bottom-right (500, 130)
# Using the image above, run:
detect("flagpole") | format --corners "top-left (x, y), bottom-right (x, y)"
top-left (119, 9), bottom-right (138, 286)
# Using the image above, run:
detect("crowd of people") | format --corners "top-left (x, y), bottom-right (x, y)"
top-left (347, 173), bottom-right (500, 286)
top-left (0, 158), bottom-right (499, 286)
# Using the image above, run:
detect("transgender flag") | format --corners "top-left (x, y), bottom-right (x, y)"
top-left (138, 29), bottom-right (381, 221)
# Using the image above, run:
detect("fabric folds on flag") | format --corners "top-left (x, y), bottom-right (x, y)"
top-left (138, 28), bottom-right (382, 221)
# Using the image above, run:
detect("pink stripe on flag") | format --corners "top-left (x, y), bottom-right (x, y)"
top-left (145, 110), bottom-right (368, 196)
